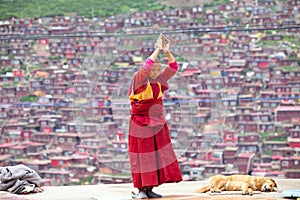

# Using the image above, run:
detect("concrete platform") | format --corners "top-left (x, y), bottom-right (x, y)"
top-left (0, 178), bottom-right (299, 200)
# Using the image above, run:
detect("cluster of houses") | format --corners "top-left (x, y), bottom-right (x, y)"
top-left (0, 0), bottom-right (300, 186)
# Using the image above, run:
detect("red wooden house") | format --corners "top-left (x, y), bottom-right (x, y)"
top-left (250, 16), bottom-right (272, 25)
top-left (223, 146), bottom-right (238, 164)
top-left (66, 122), bottom-right (98, 133)
top-left (0, 154), bottom-right (12, 166)
top-left (288, 129), bottom-right (300, 148)
top-left (23, 141), bottom-right (46, 157)
top-left (68, 164), bottom-right (96, 180)
top-left (279, 156), bottom-right (300, 174)
top-left (237, 152), bottom-right (255, 174)
top-left (56, 133), bottom-right (95, 151)
top-left (30, 132), bottom-right (56, 145)
top-left (272, 147), bottom-right (296, 158)
top-left (204, 164), bottom-right (226, 176)
top-left (189, 6), bottom-right (203, 18)
top-left (287, 0), bottom-right (300, 6)
top-left (0, 96), bottom-right (19, 104)
top-left (39, 169), bottom-right (71, 185)
top-left (0, 143), bottom-right (16, 155)
top-left (23, 159), bottom-right (51, 171)
top-left (285, 169), bottom-right (300, 179)
top-left (9, 144), bottom-right (27, 158)
top-left (276, 106), bottom-right (300, 122)
top-left (222, 130), bottom-right (237, 143)
top-left (263, 141), bottom-right (289, 152)
top-left (77, 138), bottom-right (109, 155)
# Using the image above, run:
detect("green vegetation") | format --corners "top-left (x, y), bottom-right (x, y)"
top-left (1, 68), bottom-right (12, 74)
top-left (283, 35), bottom-right (300, 47)
top-left (28, 65), bottom-right (44, 72)
top-left (259, 132), bottom-right (277, 140)
top-left (282, 66), bottom-right (299, 72)
top-left (260, 40), bottom-right (279, 48)
top-left (77, 176), bottom-right (94, 185)
top-left (269, 136), bottom-right (286, 142)
top-left (203, 0), bottom-right (230, 8)
top-left (262, 150), bottom-right (272, 156)
top-left (0, 0), bottom-right (167, 20)
top-left (20, 95), bottom-right (38, 102)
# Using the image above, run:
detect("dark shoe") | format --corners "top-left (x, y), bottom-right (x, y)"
top-left (146, 191), bottom-right (162, 198)
top-left (137, 191), bottom-right (148, 199)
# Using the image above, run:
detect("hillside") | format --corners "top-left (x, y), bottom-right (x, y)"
top-left (0, 0), bottom-right (229, 20)
top-left (0, 0), bottom-right (167, 20)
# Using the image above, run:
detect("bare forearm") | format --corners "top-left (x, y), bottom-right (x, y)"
top-left (165, 51), bottom-right (175, 63)
top-left (149, 48), bottom-right (160, 61)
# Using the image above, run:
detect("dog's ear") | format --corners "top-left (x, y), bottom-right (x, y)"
top-left (271, 179), bottom-right (278, 191)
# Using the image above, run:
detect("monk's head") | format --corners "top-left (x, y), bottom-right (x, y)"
top-left (148, 59), bottom-right (162, 80)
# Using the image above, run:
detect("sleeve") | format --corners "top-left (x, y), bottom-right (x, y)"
top-left (161, 60), bottom-right (178, 81)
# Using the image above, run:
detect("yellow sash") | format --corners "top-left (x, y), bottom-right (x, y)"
top-left (129, 81), bottom-right (163, 101)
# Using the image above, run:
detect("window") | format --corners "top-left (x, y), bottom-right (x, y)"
top-left (111, 72), bottom-right (116, 77)
top-left (282, 161), bottom-right (289, 167)
top-left (170, 131), bottom-right (177, 138)
top-left (44, 79), bottom-right (50, 84)
top-left (191, 142), bottom-right (197, 147)
top-left (263, 102), bottom-right (270, 107)
top-left (67, 138), bottom-right (73, 143)
top-left (76, 126), bottom-right (84, 131)
top-left (58, 138), bottom-right (65, 143)
top-left (271, 103), bottom-right (277, 108)
top-left (124, 163), bottom-right (130, 169)
top-left (183, 118), bottom-right (189, 123)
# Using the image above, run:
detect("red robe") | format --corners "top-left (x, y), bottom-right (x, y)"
top-left (128, 59), bottom-right (182, 188)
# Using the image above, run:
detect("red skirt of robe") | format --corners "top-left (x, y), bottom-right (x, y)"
top-left (128, 98), bottom-right (182, 188)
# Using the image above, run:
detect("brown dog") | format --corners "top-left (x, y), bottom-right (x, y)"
top-left (196, 174), bottom-right (278, 195)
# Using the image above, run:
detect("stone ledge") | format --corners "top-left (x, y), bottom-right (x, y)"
top-left (1, 178), bottom-right (299, 200)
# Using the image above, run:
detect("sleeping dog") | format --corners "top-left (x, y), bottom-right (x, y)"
top-left (196, 174), bottom-right (278, 195)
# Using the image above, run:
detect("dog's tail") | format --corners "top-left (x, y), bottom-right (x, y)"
top-left (195, 184), bottom-right (210, 193)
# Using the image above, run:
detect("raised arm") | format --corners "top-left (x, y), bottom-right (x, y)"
top-left (148, 48), bottom-right (160, 64)
top-left (161, 50), bottom-right (178, 81)
top-left (132, 48), bottom-right (161, 92)
top-left (165, 50), bottom-right (176, 63)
